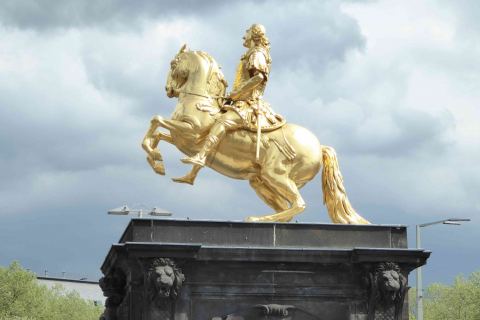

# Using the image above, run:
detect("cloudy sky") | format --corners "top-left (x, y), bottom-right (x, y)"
top-left (0, 0), bottom-right (478, 286)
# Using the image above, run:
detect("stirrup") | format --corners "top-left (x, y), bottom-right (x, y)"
top-left (181, 155), bottom-right (206, 167)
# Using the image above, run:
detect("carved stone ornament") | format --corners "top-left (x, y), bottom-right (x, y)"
top-left (254, 304), bottom-right (295, 317)
top-left (366, 262), bottom-right (408, 320)
top-left (212, 304), bottom-right (323, 320)
top-left (99, 269), bottom-right (126, 320)
top-left (147, 258), bottom-right (185, 302)
top-left (213, 304), bottom-right (294, 320)
top-left (144, 258), bottom-right (185, 320)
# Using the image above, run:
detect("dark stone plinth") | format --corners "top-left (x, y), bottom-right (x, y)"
top-left (100, 219), bottom-right (430, 320)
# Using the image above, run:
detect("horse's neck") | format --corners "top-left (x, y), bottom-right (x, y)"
top-left (184, 58), bottom-right (209, 96)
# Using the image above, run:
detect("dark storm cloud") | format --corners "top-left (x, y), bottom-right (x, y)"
top-left (0, 0), bottom-right (234, 30)
top-left (81, 48), bottom-right (167, 117)
top-left (0, 80), bottom-right (138, 177)
top-left (198, 0), bottom-right (366, 73)
top-left (268, 5), bottom-right (365, 71)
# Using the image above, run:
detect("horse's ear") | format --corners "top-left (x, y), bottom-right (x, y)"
top-left (179, 43), bottom-right (188, 53)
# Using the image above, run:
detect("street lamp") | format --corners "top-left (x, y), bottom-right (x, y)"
top-left (416, 217), bottom-right (470, 320)
top-left (108, 204), bottom-right (172, 218)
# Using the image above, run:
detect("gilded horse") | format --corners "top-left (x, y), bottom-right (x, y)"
top-left (142, 45), bottom-right (369, 224)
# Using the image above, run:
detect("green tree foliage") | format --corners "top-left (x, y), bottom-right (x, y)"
top-left (409, 271), bottom-right (480, 320)
top-left (0, 262), bottom-right (103, 320)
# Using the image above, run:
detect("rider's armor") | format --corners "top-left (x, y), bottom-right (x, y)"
top-left (234, 46), bottom-right (269, 101)
top-left (225, 46), bottom-right (282, 131)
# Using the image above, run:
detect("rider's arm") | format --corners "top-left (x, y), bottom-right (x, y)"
top-left (229, 50), bottom-right (268, 100)
top-left (229, 73), bottom-right (265, 100)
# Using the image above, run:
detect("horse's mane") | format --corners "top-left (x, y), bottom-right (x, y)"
top-left (177, 51), bottom-right (200, 73)
top-left (195, 51), bottom-right (227, 84)
top-left (193, 50), bottom-right (228, 91)
top-left (195, 50), bottom-right (214, 64)
top-left (174, 49), bottom-right (227, 96)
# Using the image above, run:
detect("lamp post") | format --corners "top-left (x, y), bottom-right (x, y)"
top-left (108, 204), bottom-right (172, 218)
top-left (416, 217), bottom-right (470, 320)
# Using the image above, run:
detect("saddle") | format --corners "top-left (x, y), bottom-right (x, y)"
top-left (224, 100), bottom-right (286, 132)
top-left (196, 101), bottom-right (286, 132)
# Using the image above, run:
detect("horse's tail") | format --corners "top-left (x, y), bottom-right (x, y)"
top-left (321, 145), bottom-right (370, 224)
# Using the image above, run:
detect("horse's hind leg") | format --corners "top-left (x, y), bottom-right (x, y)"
top-left (249, 176), bottom-right (290, 213)
top-left (246, 169), bottom-right (306, 223)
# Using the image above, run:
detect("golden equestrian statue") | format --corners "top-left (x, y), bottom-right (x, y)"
top-left (142, 24), bottom-right (369, 224)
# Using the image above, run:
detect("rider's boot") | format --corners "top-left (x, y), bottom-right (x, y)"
top-left (181, 135), bottom-right (219, 167)
top-left (182, 121), bottom-right (226, 167)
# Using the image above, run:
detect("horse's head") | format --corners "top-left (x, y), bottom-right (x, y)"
top-left (165, 44), bottom-right (227, 99)
top-left (165, 44), bottom-right (190, 98)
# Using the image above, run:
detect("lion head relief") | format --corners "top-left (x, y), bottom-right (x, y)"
top-left (148, 258), bottom-right (185, 301)
top-left (375, 262), bottom-right (405, 305)
top-left (367, 262), bottom-right (408, 320)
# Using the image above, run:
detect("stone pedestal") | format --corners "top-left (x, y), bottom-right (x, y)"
top-left (99, 219), bottom-right (429, 320)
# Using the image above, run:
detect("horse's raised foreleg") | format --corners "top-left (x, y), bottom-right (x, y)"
top-left (149, 117), bottom-right (204, 185)
top-left (156, 117), bottom-right (197, 141)
top-left (142, 116), bottom-right (174, 175)
top-left (143, 115), bottom-right (202, 181)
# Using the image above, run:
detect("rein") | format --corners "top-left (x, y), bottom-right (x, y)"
top-left (178, 91), bottom-right (225, 100)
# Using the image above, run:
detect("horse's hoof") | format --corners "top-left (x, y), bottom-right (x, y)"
top-left (245, 216), bottom-right (262, 222)
top-left (153, 164), bottom-right (165, 175)
top-left (245, 215), bottom-right (291, 223)
top-left (151, 150), bottom-right (163, 161)
top-left (151, 115), bottom-right (162, 124)
top-left (147, 156), bottom-right (165, 175)
top-left (172, 176), bottom-right (194, 185)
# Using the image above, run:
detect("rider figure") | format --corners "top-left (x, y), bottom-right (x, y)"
top-left (182, 23), bottom-right (282, 167)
